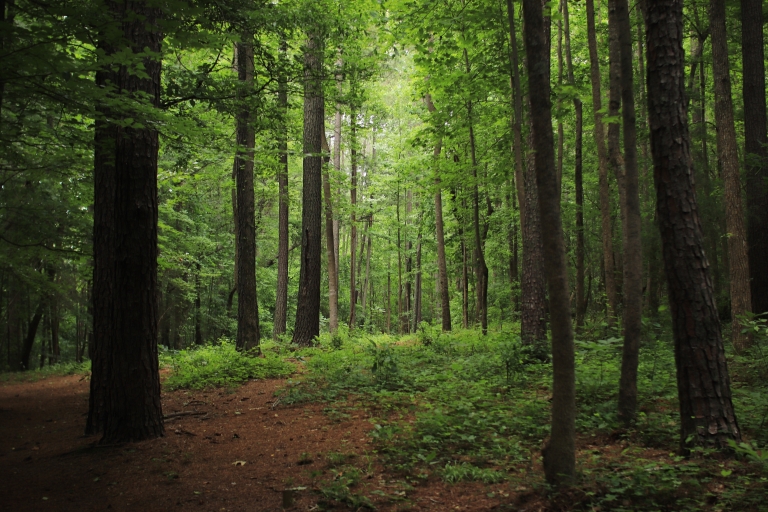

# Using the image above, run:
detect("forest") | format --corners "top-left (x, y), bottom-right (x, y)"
top-left (1, 0), bottom-right (768, 510)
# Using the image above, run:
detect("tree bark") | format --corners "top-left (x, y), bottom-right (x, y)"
top-left (321, 132), bottom-right (338, 332)
top-left (741, 0), bottom-right (768, 316)
top-left (19, 301), bottom-right (43, 371)
top-left (614, 0), bottom-right (643, 426)
top-left (586, 0), bottom-right (619, 326)
top-left (522, 0), bottom-right (576, 485)
top-left (349, 111), bottom-right (358, 329)
top-left (273, 40), bottom-right (289, 339)
top-left (234, 36), bottom-right (260, 352)
top-left (710, 0), bottom-right (752, 351)
top-left (87, 0), bottom-right (163, 443)
top-left (292, 31), bottom-right (324, 346)
top-left (644, 0), bottom-right (741, 452)
top-left (563, 0), bottom-right (585, 328)
top-left (424, 94), bottom-right (451, 331)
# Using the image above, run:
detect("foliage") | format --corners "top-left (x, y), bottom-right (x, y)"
top-left (164, 340), bottom-right (294, 390)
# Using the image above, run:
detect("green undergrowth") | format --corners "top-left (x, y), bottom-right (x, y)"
top-left (0, 360), bottom-right (91, 383)
top-left (273, 319), bottom-right (768, 511)
top-left (163, 339), bottom-right (294, 390)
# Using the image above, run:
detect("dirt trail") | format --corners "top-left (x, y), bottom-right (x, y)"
top-left (0, 376), bottom-right (515, 511)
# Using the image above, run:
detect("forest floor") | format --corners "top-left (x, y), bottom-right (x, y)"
top-left (0, 373), bottom-right (538, 511)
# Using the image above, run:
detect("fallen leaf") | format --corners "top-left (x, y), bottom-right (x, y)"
top-left (232, 460), bottom-right (247, 466)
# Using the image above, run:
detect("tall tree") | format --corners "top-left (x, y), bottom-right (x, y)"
top-left (522, 0), bottom-right (576, 485)
top-left (273, 39), bottom-right (289, 339)
top-left (586, 0), bottom-right (619, 326)
top-left (644, 0), bottom-right (741, 451)
top-left (234, 36), bottom-right (260, 352)
top-left (741, 0), bottom-right (768, 316)
top-left (292, 30), bottom-right (324, 346)
top-left (614, 0), bottom-right (643, 426)
top-left (709, 0), bottom-right (752, 351)
top-left (87, 0), bottom-right (163, 442)
top-left (321, 132), bottom-right (339, 332)
top-left (349, 109), bottom-right (359, 328)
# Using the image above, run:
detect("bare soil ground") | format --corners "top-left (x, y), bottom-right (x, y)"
top-left (0, 375), bottom-right (526, 511)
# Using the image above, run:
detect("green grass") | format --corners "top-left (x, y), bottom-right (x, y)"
top-left (163, 340), bottom-right (295, 390)
top-left (0, 360), bottom-right (91, 383)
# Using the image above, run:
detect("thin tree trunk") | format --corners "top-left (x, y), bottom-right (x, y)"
top-left (644, 0), bottom-right (741, 451)
top-left (234, 36), bottom-right (260, 352)
top-left (19, 301), bottom-right (43, 371)
top-left (424, 94), bottom-right (451, 331)
top-left (741, 0), bottom-right (768, 316)
top-left (361, 215), bottom-right (373, 318)
top-left (321, 132), bottom-right (338, 332)
top-left (292, 31), bottom-right (324, 346)
top-left (563, 0), bottom-right (585, 328)
top-left (522, 0), bottom-right (576, 485)
top-left (333, 53), bottom-right (343, 275)
top-left (413, 214), bottom-right (423, 330)
top-left (710, 0), bottom-right (752, 351)
top-left (587, 0), bottom-right (619, 325)
top-left (404, 189), bottom-right (413, 332)
top-left (349, 111), bottom-right (358, 328)
top-left (195, 265), bottom-right (202, 345)
top-left (273, 40), bottom-right (289, 339)
top-left (614, 0), bottom-right (643, 426)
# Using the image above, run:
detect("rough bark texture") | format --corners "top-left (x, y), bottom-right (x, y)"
top-left (87, 0), bottom-right (163, 443)
top-left (741, 0), bottom-right (768, 316)
top-left (614, 0), bottom-right (643, 426)
top-left (586, 0), bottom-right (619, 326)
top-left (273, 42), bottom-right (289, 339)
top-left (292, 32), bottom-right (323, 346)
top-left (321, 132), bottom-right (338, 332)
top-left (644, 0), bottom-right (741, 452)
top-left (424, 94), bottom-right (452, 331)
top-left (522, 0), bottom-right (576, 486)
top-left (710, 0), bottom-right (752, 351)
top-left (234, 37), bottom-right (260, 352)
top-left (563, 0), bottom-right (585, 328)
top-left (19, 302), bottom-right (43, 371)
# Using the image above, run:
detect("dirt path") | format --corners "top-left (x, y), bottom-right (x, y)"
top-left (0, 376), bottom-right (516, 511)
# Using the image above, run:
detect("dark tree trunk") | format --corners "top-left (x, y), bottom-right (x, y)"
top-left (710, 0), bottom-right (752, 351)
top-left (614, 0), bottom-right (643, 426)
top-left (273, 40), bottom-right (289, 339)
top-left (195, 266), bottom-right (202, 345)
top-left (644, 0), bottom-right (741, 452)
top-left (413, 218), bottom-right (423, 330)
top-left (741, 0), bottom-right (768, 315)
top-left (87, 0), bottom-right (164, 443)
top-left (292, 31), bottom-right (324, 346)
top-left (19, 301), bottom-right (43, 371)
top-left (587, 0), bottom-right (619, 326)
top-left (522, 0), bottom-right (576, 485)
top-left (234, 36), bottom-right (260, 352)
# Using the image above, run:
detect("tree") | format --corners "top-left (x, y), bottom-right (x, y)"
top-left (710, 0), bottom-right (752, 351)
top-left (273, 39), bottom-right (290, 339)
top-left (233, 34), bottom-right (261, 352)
top-left (741, 0), bottom-right (768, 316)
top-left (644, 0), bottom-right (741, 451)
top-left (292, 30), bottom-right (324, 346)
top-left (87, 0), bottom-right (164, 442)
top-left (522, 0), bottom-right (576, 486)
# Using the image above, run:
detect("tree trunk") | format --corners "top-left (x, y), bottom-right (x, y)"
top-left (292, 31), bottom-right (324, 346)
top-left (273, 40), bottom-right (289, 339)
top-left (403, 190), bottom-right (413, 332)
top-left (522, 0), bottom-right (576, 485)
top-left (710, 0), bottom-right (752, 351)
top-left (413, 215), bottom-right (423, 330)
top-left (361, 215), bottom-right (373, 320)
top-left (587, 0), bottom-right (619, 326)
top-left (321, 132), bottom-right (338, 332)
top-left (424, 94), bottom-right (451, 331)
top-left (645, 0), bottom-right (741, 453)
top-left (19, 301), bottom-right (43, 371)
top-left (234, 36), bottom-right (260, 352)
top-left (87, 0), bottom-right (164, 443)
top-left (195, 266), bottom-right (202, 345)
top-left (614, 0), bottom-right (643, 426)
top-left (741, 0), bottom-right (768, 316)
top-left (349, 111), bottom-right (358, 329)
top-left (563, 0), bottom-right (585, 328)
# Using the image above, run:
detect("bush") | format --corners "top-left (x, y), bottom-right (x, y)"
top-left (165, 340), bottom-right (294, 390)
